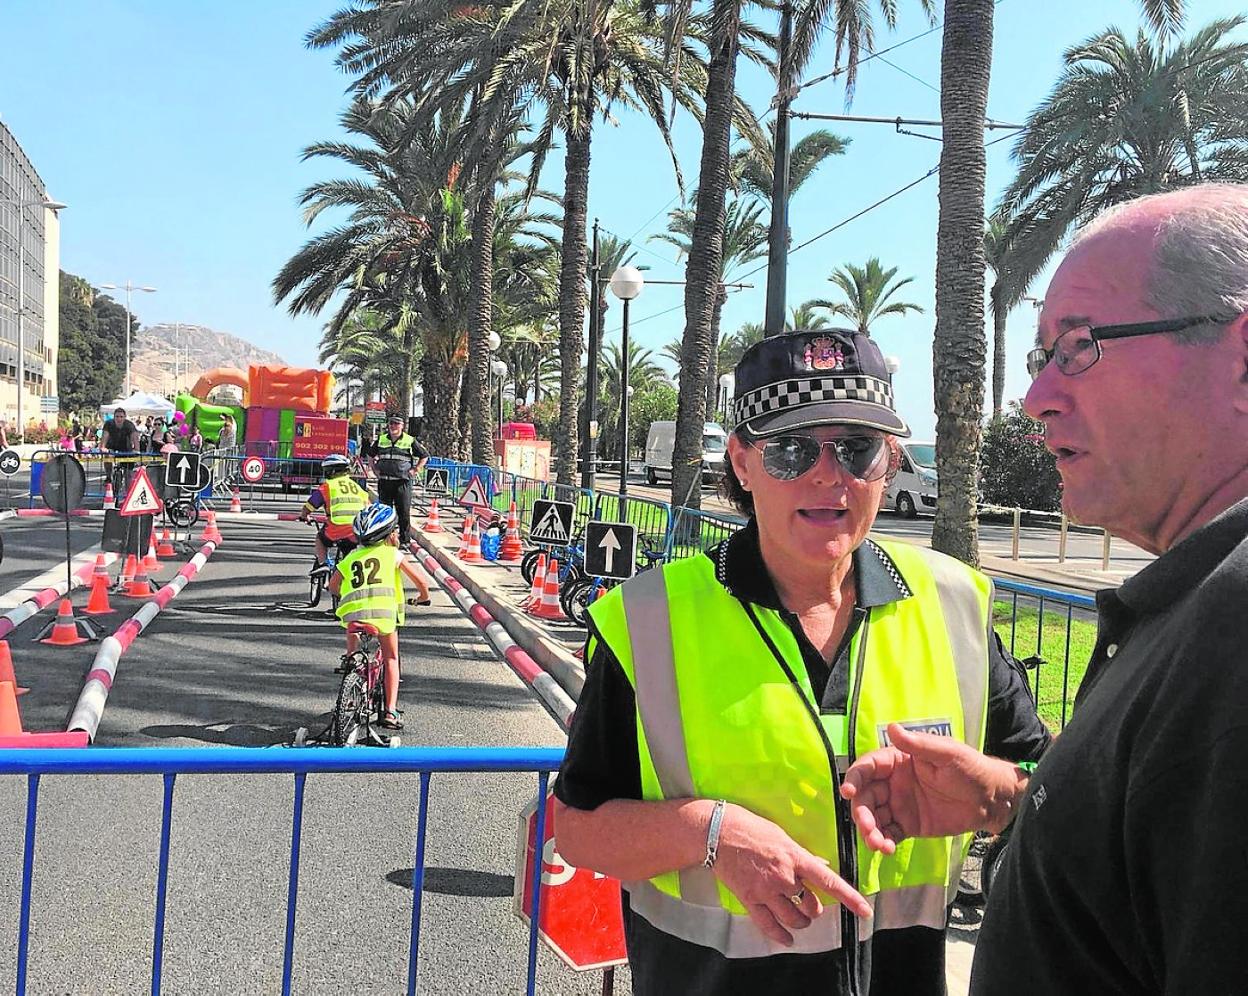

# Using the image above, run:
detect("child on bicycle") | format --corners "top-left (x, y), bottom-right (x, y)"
top-left (299, 453), bottom-right (372, 569)
top-left (329, 503), bottom-right (428, 730)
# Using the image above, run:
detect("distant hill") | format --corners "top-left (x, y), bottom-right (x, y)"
top-left (129, 323), bottom-right (287, 400)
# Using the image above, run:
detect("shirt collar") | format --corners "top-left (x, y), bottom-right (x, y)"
top-left (706, 518), bottom-right (912, 610)
top-left (1114, 496), bottom-right (1248, 616)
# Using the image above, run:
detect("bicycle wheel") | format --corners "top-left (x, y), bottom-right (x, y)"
top-left (167, 500), bottom-right (199, 529)
top-left (561, 577), bottom-right (596, 627)
top-left (521, 549), bottom-right (544, 586)
top-left (309, 566), bottom-right (325, 608)
top-left (956, 832), bottom-right (992, 906)
top-left (333, 670), bottom-right (367, 746)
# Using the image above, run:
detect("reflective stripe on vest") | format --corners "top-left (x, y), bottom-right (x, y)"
top-left (336, 545), bottom-right (404, 635)
top-left (324, 477), bottom-right (367, 526)
top-left (591, 538), bottom-right (991, 956)
top-left (376, 433), bottom-right (415, 478)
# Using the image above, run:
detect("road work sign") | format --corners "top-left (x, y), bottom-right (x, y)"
top-left (529, 500), bottom-right (573, 545)
top-left (119, 467), bottom-right (164, 517)
top-left (584, 521), bottom-right (637, 580)
top-left (459, 474), bottom-right (490, 508)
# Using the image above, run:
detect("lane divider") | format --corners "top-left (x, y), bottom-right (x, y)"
top-left (410, 545), bottom-right (575, 730)
top-left (0, 548), bottom-right (118, 639)
top-left (67, 541), bottom-right (219, 742)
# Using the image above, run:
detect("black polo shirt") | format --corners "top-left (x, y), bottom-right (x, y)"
top-left (557, 520), bottom-right (1051, 996)
top-left (972, 497), bottom-right (1248, 995)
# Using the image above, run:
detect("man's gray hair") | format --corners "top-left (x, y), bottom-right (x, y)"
top-left (1076, 183), bottom-right (1248, 344)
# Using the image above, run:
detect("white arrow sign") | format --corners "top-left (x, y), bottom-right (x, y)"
top-left (176, 456), bottom-right (192, 479)
top-left (598, 528), bottom-right (621, 574)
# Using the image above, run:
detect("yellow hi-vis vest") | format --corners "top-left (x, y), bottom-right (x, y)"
top-left (336, 543), bottom-right (405, 636)
top-left (586, 537), bottom-right (992, 959)
top-left (325, 476), bottom-right (368, 528)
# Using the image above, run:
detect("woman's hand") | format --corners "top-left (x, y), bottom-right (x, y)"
top-left (713, 804), bottom-right (871, 947)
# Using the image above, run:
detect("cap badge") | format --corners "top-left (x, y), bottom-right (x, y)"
top-left (804, 336), bottom-right (845, 371)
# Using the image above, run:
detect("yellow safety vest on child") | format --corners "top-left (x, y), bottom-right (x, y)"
top-left (335, 543), bottom-right (405, 635)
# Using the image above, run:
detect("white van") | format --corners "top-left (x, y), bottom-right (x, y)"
top-left (885, 440), bottom-right (938, 517)
top-left (644, 421), bottom-right (729, 485)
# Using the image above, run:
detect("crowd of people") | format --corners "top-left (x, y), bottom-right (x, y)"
top-left (34, 409), bottom-right (236, 455)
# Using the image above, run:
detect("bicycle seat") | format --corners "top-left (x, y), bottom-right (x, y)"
top-left (347, 622), bottom-right (381, 636)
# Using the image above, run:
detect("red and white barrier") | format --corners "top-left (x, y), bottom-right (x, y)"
top-left (0, 548), bottom-right (119, 640)
top-left (410, 545), bottom-right (575, 730)
top-left (67, 541), bottom-right (218, 742)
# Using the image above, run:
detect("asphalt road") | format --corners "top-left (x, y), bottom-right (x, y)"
top-left (0, 513), bottom-right (618, 995)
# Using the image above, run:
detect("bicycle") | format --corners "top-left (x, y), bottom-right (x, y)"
top-left (308, 536), bottom-right (352, 611)
top-left (558, 543), bottom-right (667, 626)
top-left (164, 486), bottom-right (206, 528)
top-left (332, 622), bottom-right (400, 747)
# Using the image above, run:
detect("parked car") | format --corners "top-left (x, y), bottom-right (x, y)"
top-left (644, 421), bottom-right (729, 486)
top-left (885, 440), bottom-right (938, 517)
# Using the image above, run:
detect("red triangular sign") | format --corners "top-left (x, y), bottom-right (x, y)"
top-left (119, 467), bottom-right (165, 517)
top-left (459, 474), bottom-right (489, 508)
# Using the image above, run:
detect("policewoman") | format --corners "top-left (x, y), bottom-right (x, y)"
top-left (553, 330), bottom-right (1049, 995)
top-left (368, 413), bottom-right (428, 547)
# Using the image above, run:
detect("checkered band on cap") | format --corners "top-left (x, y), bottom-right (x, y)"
top-left (734, 374), bottom-right (895, 425)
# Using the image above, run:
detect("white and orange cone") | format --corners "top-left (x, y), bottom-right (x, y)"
top-left (423, 498), bottom-right (443, 533)
top-left (529, 559), bottom-right (566, 621)
top-left (498, 502), bottom-right (523, 562)
top-left (524, 552), bottom-right (547, 608)
top-left (460, 521), bottom-right (484, 564)
top-left (229, 489), bottom-right (242, 513)
top-left (102, 481), bottom-right (115, 510)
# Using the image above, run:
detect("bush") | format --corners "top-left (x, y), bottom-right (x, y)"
top-left (980, 403), bottom-right (1063, 512)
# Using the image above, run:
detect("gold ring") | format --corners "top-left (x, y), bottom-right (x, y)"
top-left (789, 888), bottom-right (805, 907)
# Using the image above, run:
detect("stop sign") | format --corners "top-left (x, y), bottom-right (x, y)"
top-left (514, 789), bottom-right (627, 971)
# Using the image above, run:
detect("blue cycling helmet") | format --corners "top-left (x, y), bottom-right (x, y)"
top-left (353, 502), bottom-right (399, 545)
top-left (322, 453), bottom-right (351, 475)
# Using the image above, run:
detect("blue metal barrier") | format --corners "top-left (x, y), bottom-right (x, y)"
top-left (0, 746), bottom-right (564, 996)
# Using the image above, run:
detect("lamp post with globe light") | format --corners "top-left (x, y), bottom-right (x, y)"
top-left (0, 197), bottom-right (67, 441)
top-left (608, 266), bottom-right (644, 498)
top-left (98, 281), bottom-right (157, 397)
top-left (718, 372), bottom-right (735, 425)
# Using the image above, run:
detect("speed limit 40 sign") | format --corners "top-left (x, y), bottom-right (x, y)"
top-left (240, 456), bottom-right (267, 483)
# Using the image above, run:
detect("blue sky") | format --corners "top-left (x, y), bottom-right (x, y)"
top-left (3, 0), bottom-right (1242, 438)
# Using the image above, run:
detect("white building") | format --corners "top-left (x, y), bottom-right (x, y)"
top-left (0, 119), bottom-right (60, 433)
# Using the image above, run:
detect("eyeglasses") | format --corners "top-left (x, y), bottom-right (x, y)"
top-left (751, 434), bottom-right (890, 482)
top-left (1026, 315), bottom-right (1232, 380)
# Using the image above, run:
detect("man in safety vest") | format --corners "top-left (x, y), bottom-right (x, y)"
top-left (367, 413), bottom-right (429, 547)
top-left (552, 329), bottom-right (1050, 995)
top-left (299, 453), bottom-right (372, 567)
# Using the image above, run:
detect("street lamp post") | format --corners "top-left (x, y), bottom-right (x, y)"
top-left (608, 266), bottom-right (645, 499)
top-left (98, 281), bottom-right (157, 397)
top-left (0, 197), bottom-right (66, 442)
top-left (491, 358), bottom-right (508, 439)
top-left (718, 372), bottom-right (736, 424)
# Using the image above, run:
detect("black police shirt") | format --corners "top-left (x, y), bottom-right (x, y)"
top-left (972, 497), bottom-right (1248, 995)
top-left (556, 519), bottom-right (1051, 996)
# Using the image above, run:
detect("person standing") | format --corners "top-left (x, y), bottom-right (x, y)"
top-left (217, 413), bottom-right (236, 450)
top-left (842, 183), bottom-right (1248, 995)
top-left (368, 414), bottom-right (428, 547)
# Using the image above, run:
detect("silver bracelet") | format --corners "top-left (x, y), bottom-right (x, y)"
top-left (703, 799), bottom-right (727, 869)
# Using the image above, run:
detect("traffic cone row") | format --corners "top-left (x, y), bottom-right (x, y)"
top-left (201, 509), bottom-right (222, 545)
top-left (498, 502), bottom-right (523, 563)
top-left (102, 481), bottom-right (115, 510)
top-left (528, 559), bottom-right (566, 621)
top-left (230, 489), bottom-right (242, 513)
top-left (0, 643), bottom-right (28, 696)
top-left (524, 552), bottom-right (546, 608)
top-left (460, 521), bottom-right (484, 564)
top-left (41, 599), bottom-right (88, 646)
top-left (157, 527), bottom-right (176, 558)
top-left (423, 498), bottom-right (443, 533)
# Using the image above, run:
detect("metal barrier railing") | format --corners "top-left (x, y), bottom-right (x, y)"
top-left (2, 746), bottom-right (564, 996)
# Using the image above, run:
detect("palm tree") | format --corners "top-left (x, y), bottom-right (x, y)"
top-left (994, 17), bottom-right (1248, 311)
top-left (983, 216), bottom-right (1011, 419)
top-left (811, 258), bottom-right (923, 335)
top-left (785, 301), bottom-right (832, 332)
top-left (653, 196), bottom-right (767, 412)
top-left (597, 341), bottom-right (666, 462)
top-left (718, 321), bottom-right (764, 372)
top-left (730, 123), bottom-right (849, 204)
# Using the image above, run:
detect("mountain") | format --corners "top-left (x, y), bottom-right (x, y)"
top-left (129, 323), bottom-right (287, 399)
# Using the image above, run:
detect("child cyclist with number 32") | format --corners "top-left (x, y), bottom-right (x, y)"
top-left (328, 503), bottom-right (429, 731)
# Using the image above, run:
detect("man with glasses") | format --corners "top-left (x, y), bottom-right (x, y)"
top-left (842, 184), bottom-right (1248, 995)
top-left (551, 329), bottom-right (1049, 995)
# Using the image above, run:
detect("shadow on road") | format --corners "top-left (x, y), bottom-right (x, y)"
top-left (385, 866), bottom-right (514, 898)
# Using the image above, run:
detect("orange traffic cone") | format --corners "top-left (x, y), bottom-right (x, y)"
top-left (499, 502), bottom-right (523, 562)
top-left (117, 554), bottom-right (138, 591)
top-left (461, 521), bottom-right (484, 563)
top-left (84, 572), bottom-right (114, 615)
top-left (102, 481), bottom-right (115, 510)
top-left (92, 553), bottom-right (109, 579)
top-left (530, 560), bottom-right (566, 621)
top-left (525, 552), bottom-right (546, 608)
top-left (201, 509), bottom-right (222, 545)
top-left (157, 527), bottom-right (176, 557)
top-left (230, 489), bottom-right (242, 513)
top-left (0, 642), bottom-right (28, 696)
top-left (40, 599), bottom-right (88, 646)
top-left (125, 567), bottom-right (154, 598)
top-left (456, 516), bottom-right (473, 558)
top-left (0, 681), bottom-right (22, 736)
top-left (143, 534), bottom-right (160, 573)
top-left (423, 498), bottom-right (443, 533)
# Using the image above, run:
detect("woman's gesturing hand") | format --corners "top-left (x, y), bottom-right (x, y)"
top-left (712, 804), bottom-right (872, 947)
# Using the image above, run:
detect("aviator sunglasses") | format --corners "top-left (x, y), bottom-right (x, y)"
top-left (750, 434), bottom-right (890, 482)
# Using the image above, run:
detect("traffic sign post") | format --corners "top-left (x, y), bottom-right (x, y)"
top-left (424, 467), bottom-right (448, 494)
top-left (514, 789), bottom-right (627, 974)
top-left (240, 456), bottom-right (266, 484)
top-left (584, 522), bottom-right (637, 580)
top-left (529, 500), bottom-right (574, 546)
top-left (36, 454), bottom-right (98, 642)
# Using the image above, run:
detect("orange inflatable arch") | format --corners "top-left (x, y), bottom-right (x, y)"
top-left (191, 367), bottom-right (249, 406)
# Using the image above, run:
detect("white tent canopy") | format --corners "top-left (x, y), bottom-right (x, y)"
top-left (99, 391), bottom-right (176, 420)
